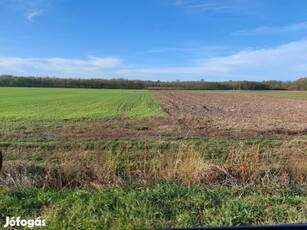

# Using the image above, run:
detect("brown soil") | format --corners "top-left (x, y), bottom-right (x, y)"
top-left (150, 90), bottom-right (307, 137)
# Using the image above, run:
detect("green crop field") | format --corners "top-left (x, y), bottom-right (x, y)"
top-left (0, 87), bottom-right (164, 120)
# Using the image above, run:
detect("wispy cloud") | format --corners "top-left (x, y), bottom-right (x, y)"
top-left (1, 40), bottom-right (307, 81)
top-left (0, 0), bottom-right (50, 21)
top-left (146, 45), bottom-right (232, 61)
top-left (26, 10), bottom-right (42, 21)
top-left (116, 39), bottom-right (307, 81)
top-left (172, 0), bottom-right (252, 13)
top-left (0, 56), bottom-right (122, 77)
top-left (233, 21), bottom-right (307, 36)
top-left (147, 45), bottom-right (229, 54)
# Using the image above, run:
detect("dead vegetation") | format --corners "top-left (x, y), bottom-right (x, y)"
top-left (1, 143), bottom-right (306, 190)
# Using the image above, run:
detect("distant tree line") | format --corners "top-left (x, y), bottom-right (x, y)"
top-left (0, 75), bottom-right (306, 90)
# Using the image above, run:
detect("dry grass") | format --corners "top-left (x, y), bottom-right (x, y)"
top-left (1, 142), bottom-right (306, 190)
top-left (284, 153), bottom-right (307, 184)
top-left (43, 150), bottom-right (123, 189)
top-left (0, 164), bottom-right (42, 189)
top-left (223, 145), bottom-right (262, 183)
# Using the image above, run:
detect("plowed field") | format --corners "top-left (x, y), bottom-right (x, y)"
top-left (151, 90), bottom-right (307, 136)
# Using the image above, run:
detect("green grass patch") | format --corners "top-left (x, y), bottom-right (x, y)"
top-left (0, 87), bottom-right (165, 120)
top-left (0, 184), bottom-right (306, 229)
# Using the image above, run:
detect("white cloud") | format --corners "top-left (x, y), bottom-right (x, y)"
top-left (26, 10), bottom-right (42, 21)
top-left (172, 0), bottom-right (252, 13)
top-left (116, 39), bottom-right (307, 81)
top-left (0, 56), bottom-right (122, 77)
top-left (147, 45), bottom-right (230, 54)
top-left (0, 0), bottom-right (51, 21)
top-left (233, 21), bottom-right (307, 36)
top-left (1, 40), bottom-right (307, 81)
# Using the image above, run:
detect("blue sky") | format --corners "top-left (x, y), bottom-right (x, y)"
top-left (1, 0), bottom-right (307, 81)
